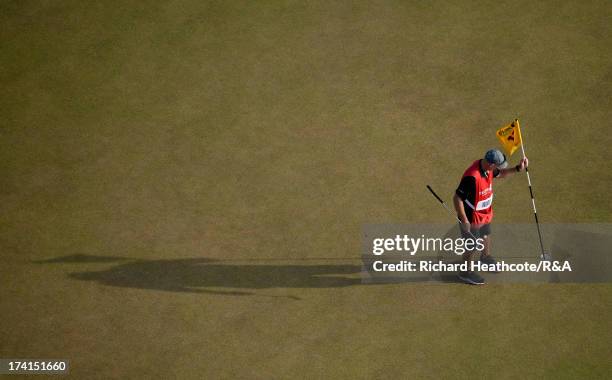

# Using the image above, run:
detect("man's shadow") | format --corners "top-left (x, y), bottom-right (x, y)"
top-left (35, 225), bottom-right (611, 295)
top-left (36, 255), bottom-right (365, 296)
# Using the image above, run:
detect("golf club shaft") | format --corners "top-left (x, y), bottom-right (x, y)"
top-left (426, 185), bottom-right (477, 240)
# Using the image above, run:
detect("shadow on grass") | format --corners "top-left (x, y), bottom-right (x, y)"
top-left (33, 254), bottom-right (130, 263)
top-left (37, 254), bottom-right (444, 296)
top-left (36, 225), bottom-right (609, 296)
top-left (36, 255), bottom-right (369, 296)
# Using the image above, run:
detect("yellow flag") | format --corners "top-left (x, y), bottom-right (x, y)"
top-left (496, 119), bottom-right (522, 156)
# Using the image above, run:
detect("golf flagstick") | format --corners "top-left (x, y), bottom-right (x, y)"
top-left (426, 185), bottom-right (478, 240)
top-left (516, 120), bottom-right (550, 260)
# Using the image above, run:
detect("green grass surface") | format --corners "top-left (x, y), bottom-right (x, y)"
top-left (1, 1), bottom-right (611, 378)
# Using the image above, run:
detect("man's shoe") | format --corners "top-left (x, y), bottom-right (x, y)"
top-left (457, 271), bottom-right (485, 285)
top-left (479, 255), bottom-right (500, 273)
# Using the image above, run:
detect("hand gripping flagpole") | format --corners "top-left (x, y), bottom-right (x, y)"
top-left (515, 119), bottom-right (550, 260)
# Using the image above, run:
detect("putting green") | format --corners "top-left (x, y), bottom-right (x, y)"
top-left (1, 1), bottom-right (611, 378)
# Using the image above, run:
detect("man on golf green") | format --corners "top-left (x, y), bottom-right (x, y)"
top-left (454, 149), bottom-right (528, 285)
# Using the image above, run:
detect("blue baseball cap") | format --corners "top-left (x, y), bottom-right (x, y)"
top-left (484, 149), bottom-right (508, 168)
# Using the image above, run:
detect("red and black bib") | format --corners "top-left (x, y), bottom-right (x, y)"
top-left (462, 160), bottom-right (494, 225)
